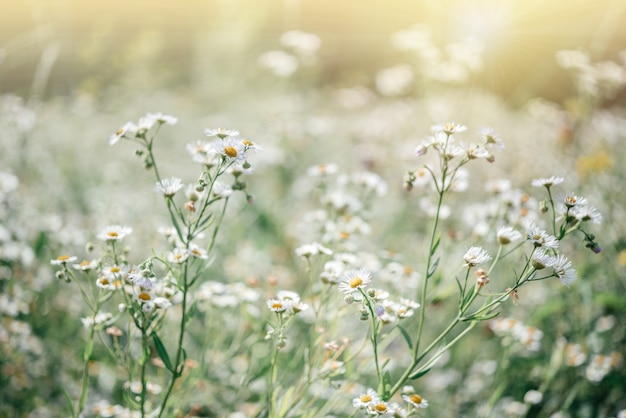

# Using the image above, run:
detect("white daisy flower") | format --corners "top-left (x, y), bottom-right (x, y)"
top-left (552, 254), bottom-right (577, 286)
top-left (531, 250), bottom-right (554, 270)
top-left (497, 226), bottom-right (523, 245)
top-left (352, 388), bottom-right (379, 408)
top-left (97, 225), bottom-right (132, 242)
top-left (50, 255), bottom-right (77, 265)
top-left (432, 122), bottom-right (467, 135)
top-left (479, 126), bottom-right (504, 150)
top-left (187, 140), bottom-right (219, 166)
top-left (463, 246), bottom-right (492, 267)
top-left (204, 127), bottom-right (239, 138)
top-left (531, 176), bottom-right (564, 188)
top-left (167, 248), bottom-right (189, 264)
top-left (403, 393), bottom-right (429, 409)
top-left (109, 122), bottom-right (137, 146)
top-left (213, 137), bottom-right (247, 162)
top-left (526, 224), bottom-right (559, 249)
top-left (155, 177), bottom-right (184, 198)
top-left (338, 268), bottom-right (372, 294)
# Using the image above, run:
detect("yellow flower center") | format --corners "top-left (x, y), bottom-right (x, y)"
top-left (349, 277), bottom-right (363, 289)
top-left (138, 292), bottom-right (152, 301)
top-left (410, 394), bottom-right (423, 404)
top-left (110, 266), bottom-right (120, 273)
top-left (242, 139), bottom-right (254, 147)
top-left (99, 278), bottom-right (110, 285)
top-left (79, 260), bottom-right (91, 267)
top-left (374, 403), bottom-right (387, 412)
top-left (116, 127), bottom-right (124, 136)
top-left (107, 231), bottom-right (119, 238)
top-left (224, 146), bottom-right (238, 158)
top-left (272, 302), bottom-right (283, 310)
top-left (57, 255), bottom-right (71, 261)
top-left (360, 394), bottom-right (372, 402)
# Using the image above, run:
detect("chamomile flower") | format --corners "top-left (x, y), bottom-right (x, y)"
top-left (240, 138), bottom-right (263, 152)
top-left (338, 268), bottom-right (372, 294)
top-left (403, 393), bottom-right (429, 409)
top-left (212, 181), bottom-right (233, 199)
top-left (109, 122), bottom-right (137, 146)
top-left (295, 242), bottom-right (333, 258)
top-left (96, 276), bottom-right (122, 290)
top-left (353, 389), bottom-right (379, 408)
top-left (571, 204), bottom-right (602, 224)
top-left (50, 255), bottom-right (77, 265)
top-left (463, 143), bottom-right (490, 159)
top-left (531, 176), bottom-right (564, 188)
top-left (368, 400), bottom-right (396, 415)
top-left (497, 226), bottom-right (523, 245)
top-left (97, 225), bottom-right (133, 242)
top-left (526, 224), bottom-right (559, 249)
top-left (73, 259), bottom-right (98, 271)
top-left (552, 254), bottom-right (577, 286)
top-left (562, 193), bottom-right (588, 208)
top-left (167, 248), bottom-right (189, 264)
top-left (463, 246), bottom-right (492, 267)
top-left (189, 243), bottom-right (208, 259)
top-left (81, 312), bottom-right (113, 328)
top-left (148, 112), bottom-right (177, 125)
top-left (213, 137), bottom-right (246, 162)
top-left (479, 126), bottom-right (504, 150)
top-left (432, 122), bottom-right (467, 135)
top-left (204, 127), bottom-right (240, 138)
top-left (187, 140), bottom-right (219, 166)
top-left (531, 250), bottom-right (554, 270)
top-left (267, 298), bottom-right (290, 313)
top-left (155, 177), bottom-right (184, 198)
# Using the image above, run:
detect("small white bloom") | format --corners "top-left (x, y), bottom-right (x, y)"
top-left (155, 177), bottom-right (184, 198)
top-left (338, 268), bottom-right (372, 294)
top-left (531, 176), bottom-right (564, 188)
top-left (497, 226), bottom-right (523, 245)
top-left (552, 254), bottom-right (577, 286)
top-left (526, 224), bottom-right (559, 249)
top-left (109, 122), bottom-right (137, 146)
top-left (97, 225), bottom-right (132, 242)
top-left (463, 246), bottom-right (492, 267)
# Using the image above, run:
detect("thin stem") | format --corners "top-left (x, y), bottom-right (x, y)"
top-left (359, 289), bottom-right (382, 392)
top-left (157, 261), bottom-right (190, 417)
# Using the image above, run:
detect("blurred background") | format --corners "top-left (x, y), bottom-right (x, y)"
top-left (2, 0), bottom-right (626, 104)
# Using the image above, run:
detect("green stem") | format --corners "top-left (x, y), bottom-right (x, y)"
top-left (140, 331), bottom-right (149, 418)
top-left (157, 261), bottom-right (189, 417)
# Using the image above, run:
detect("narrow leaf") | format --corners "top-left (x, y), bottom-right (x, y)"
top-left (62, 388), bottom-right (76, 418)
top-left (83, 338), bottom-right (94, 362)
top-left (409, 367), bottom-right (432, 380)
top-left (152, 333), bottom-right (175, 373)
top-left (427, 257), bottom-right (440, 278)
top-left (397, 324), bottom-right (413, 350)
top-left (431, 234), bottom-right (441, 255)
top-left (382, 371), bottom-right (392, 399)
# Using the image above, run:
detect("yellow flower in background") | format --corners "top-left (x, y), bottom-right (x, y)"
top-left (577, 150), bottom-right (613, 180)
top-left (618, 249), bottom-right (626, 266)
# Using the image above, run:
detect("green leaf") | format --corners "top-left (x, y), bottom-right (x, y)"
top-left (278, 385), bottom-right (296, 417)
top-left (382, 371), bottom-right (392, 399)
top-left (431, 234), bottom-right (441, 255)
top-left (409, 367), bottom-right (432, 380)
top-left (83, 338), bottom-right (94, 362)
top-left (62, 388), bottom-right (76, 418)
top-left (152, 333), bottom-right (175, 373)
top-left (397, 324), bottom-right (413, 350)
top-left (427, 257), bottom-right (440, 278)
